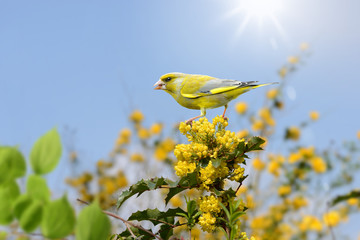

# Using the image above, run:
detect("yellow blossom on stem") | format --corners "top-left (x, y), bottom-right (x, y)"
top-left (235, 102), bottom-right (248, 114)
top-left (138, 127), bottom-right (150, 139)
top-left (198, 195), bottom-right (222, 214)
top-left (310, 156), bottom-right (327, 173)
top-left (286, 126), bottom-right (301, 141)
top-left (174, 161), bottom-right (196, 177)
top-left (309, 111), bottom-right (320, 121)
top-left (252, 158), bottom-right (265, 171)
top-left (150, 123), bottom-right (162, 135)
top-left (130, 153), bottom-right (145, 162)
top-left (129, 110), bottom-right (144, 123)
top-left (267, 88), bottom-right (278, 99)
top-left (278, 185), bottom-right (292, 197)
top-left (252, 119), bottom-right (265, 132)
top-left (288, 56), bottom-right (299, 64)
top-left (299, 146), bottom-right (315, 158)
top-left (198, 212), bottom-right (216, 232)
top-left (347, 198), bottom-right (359, 206)
top-left (323, 211), bottom-right (341, 227)
top-left (268, 160), bottom-right (281, 177)
top-left (292, 196), bottom-right (308, 209)
top-left (299, 215), bottom-right (322, 232)
top-left (288, 152), bottom-right (302, 163)
top-left (357, 130), bottom-right (360, 140)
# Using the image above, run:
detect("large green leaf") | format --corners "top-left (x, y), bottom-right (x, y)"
top-left (13, 194), bottom-right (33, 219)
top-left (0, 147), bottom-right (26, 184)
top-left (26, 174), bottom-right (50, 203)
top-left (75, 202), bottom-right (111, 240)
top-left (246, 136), bottom-right (265, 152)
top-left (128, 207), bottom-right (186, 225)
top-left (41, 196), bottom-right (75, 239)
top-left (30, 128), bottom-right (62, 175)
top-left (19, 201), bottom-right (43, 233)
top-left (0, 180), bottom-right (20, 224)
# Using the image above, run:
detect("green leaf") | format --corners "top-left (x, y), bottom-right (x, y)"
top-left (26, 174), bottom-right (50, 203)
top-left (117, 177), bottom-right (176, 208)
top-left (19, 201), bottom-right (43, 233)
top-left (331, 190), bottom-right (360, 206)
top-left (159, 223), bottom-right (173, 240)
top-left (212, 158), bottom-right (222, 168)
top-left (0, 180), bottom-right (20, 224)
top-left (76, 202), bottom-right (111, 240)
top-left (128, 208), bottom-right (186, 225)
top-left (13, 194), bottom-right (34, 219)
top-left (0, 147), bottom-right (26, 184)
top-left (246, 136), bottom-right (265, 152)
top-left (30, 128), bottom-right (62, 175)
top-left (41, 195), bottom-right (75, 239)
top-left (165, 171), bottom-right (198, 204)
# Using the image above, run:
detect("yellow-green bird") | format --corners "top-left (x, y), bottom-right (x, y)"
top-left (154, 72), bottom-right (277, 123)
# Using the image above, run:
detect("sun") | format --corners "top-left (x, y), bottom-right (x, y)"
top-left (225, 0), bottom-right (286, 38)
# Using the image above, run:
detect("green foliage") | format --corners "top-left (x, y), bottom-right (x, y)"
top-left (30, 128), bottom-right (62, 175)
top-left (177, 198), bottom-right (201, 229)
top-left (41, 195), bottom-right (76, 239)
top-left (0, 147), bottom-right (26, 185)
top-left (331, 190), bottom-right (360, 206)
top-left (0, 180), bottom-right (20, 224)
top-left (218, 199), bottom-right (246, 240)
top-left (76, 202), bottom-right (111, 240)
top-left (19, 201), bottom-right (43, 233)
top-left (26, 174), bottom-right (50, 203)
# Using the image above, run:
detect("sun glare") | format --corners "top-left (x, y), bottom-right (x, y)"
top-left (225, 0), bottom-right (286, 39)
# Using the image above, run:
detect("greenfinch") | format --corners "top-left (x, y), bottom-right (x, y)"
top-left (154, 72), bottom-right (277, 123)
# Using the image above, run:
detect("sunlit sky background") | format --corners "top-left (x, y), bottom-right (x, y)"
top-left (1, 0), bottom-right (360, 236)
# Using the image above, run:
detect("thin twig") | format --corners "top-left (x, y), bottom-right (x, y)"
top-left (124, 222), bottom-right (137, 239)
top-left (76, 199), bottom-right (163, 240)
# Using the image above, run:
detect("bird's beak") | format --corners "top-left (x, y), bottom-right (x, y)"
top-left (154, 79), bottom-right (165, 90)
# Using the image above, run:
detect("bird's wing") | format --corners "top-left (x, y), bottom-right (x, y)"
top-left (181, 77), bottom-right (258, 99)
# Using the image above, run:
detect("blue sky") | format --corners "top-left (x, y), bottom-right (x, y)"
top-left (0, 0), bottom-right (360, 236)
top-left (1, 0), bottom-right (360, 234)
top-left (1, 0), bottom-right (359, 165)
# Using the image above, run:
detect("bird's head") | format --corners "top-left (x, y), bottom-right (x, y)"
top-left (154, 72), bottom-right (186, 94)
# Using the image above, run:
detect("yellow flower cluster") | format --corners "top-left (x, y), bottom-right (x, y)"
top-left (235, 102), bottom-right (248, 114)
top-left (310, 156), bottom-right (327, 173)
top-left (175, 116), bottom-right (247, 190)
top-left (278, 185), bottom-right (292, 197)
top-left (252, 158), bottom-right (266, 171)
top-left (240, 231), bottom-right (256, 240)
top-left (129, 109), bottom-right (144, 124)
top-left (286, 126), bottom-right (301, 141)
top-left (309, 111), bottom-right (320, 121)
top-left (258, 107), bottom-right (275, 127)
top-left (323, 211), bottom-right (341, 227)
top-left (299, 215), bottom-right (322, 232)
top-left (199, 195), bottom-right (222, 214)
top-left (198, 212), bottom-right (217, 232)
top-left (154, 138), bottom-right (175, 161)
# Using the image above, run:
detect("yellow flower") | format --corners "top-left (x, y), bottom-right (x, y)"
top-left (299, 215), bottom-right (322, 232)
top-left (278, 185), bottom-right (291, 197)
top-left (288, 56), bottom-right (299, 64)
top-left (129, 110), bottom-right (144, 123)
top-left (116, 128), bottom-right (132, 145)
top-left (237, 129), bottom-right (249, 138)
top-left (288, 152), bottom-right (302, 163)
top-left (170, 195), bottom-right (183, 207)
top-left (198, 212), bottom-right (216, 232)
top-left (292, 196), bottom-right (308, 210)
top-left (154, 138), bottom-right (175, 161)
top-left (252, 119), bottom-right (265, 132)
top-left (310, 156), bottom-right (327, 173)
top-left (116, 172), bottom-right (128, 188)
top-left (323, 211), bottom-right (341, 227)
top-left (299, 146), bottom-right (315, 158)
top-left (252, 158), bottom-right (265, 171)
top-left (268, 160), bottom-right (281, 177)
top-left (150, 123), bottom-right (162, 135)
top-left (267, 89), bottom-right (278, 99)
top-left (174, 161), bottom-right (196, 177)
top-left (259, 108), bottom-right (275, 126)
top-left (286, 126), bottom-right (301, 141)
top-left (103, 178), bottom-right (117, 194)
top-left (138, 127), bottom-right (150, 139)
top-left (236, 186), bottom-right (248, 196)
top-left (357, 130), bottom-right (360, 140)
top-left (279, 66), bottom-right (287, 79)
top-left (300, 42), bottom-right (309, 51)
top-left (347, 198), bottom-right (359, 206)
top-left (199, 195), bottom-right (221, 214)
top-left (309, 111), bottom-right (320, 121)
top-left (235, 102), bottom-right (248, 114)
top-left (130, 153), bottom-right (145, 162)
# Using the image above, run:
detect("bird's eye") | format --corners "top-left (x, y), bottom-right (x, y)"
top-left (164, 77), bottom-right (172, 82)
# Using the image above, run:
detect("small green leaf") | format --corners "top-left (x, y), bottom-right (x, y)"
top-left (19, 201), bottom-right (43, 233)
top-left (0, 147), bottom-right (26, 184)
top-left (212, 158), bottom-right (222, 168)
top-left (76, 202), bottom-right (111, 240)
top-left (128, 208), bottom-right (186, 225)
top-left (246, 136), bottom-right (265, 152)
top-left (41, 195), bottom-right (75, 239)
top-left (331, 190), bottom-right (360, 206)
top-left (26, 174), bottom-right (50, 203)
top-left (117, 177), bottom-right (176, 208)
top-left (0, 180), bottom-right (20, 224)
top-left (13, 194), bottom-right (34, 219)
top-left (30, 128), bottom-right (62, 175)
